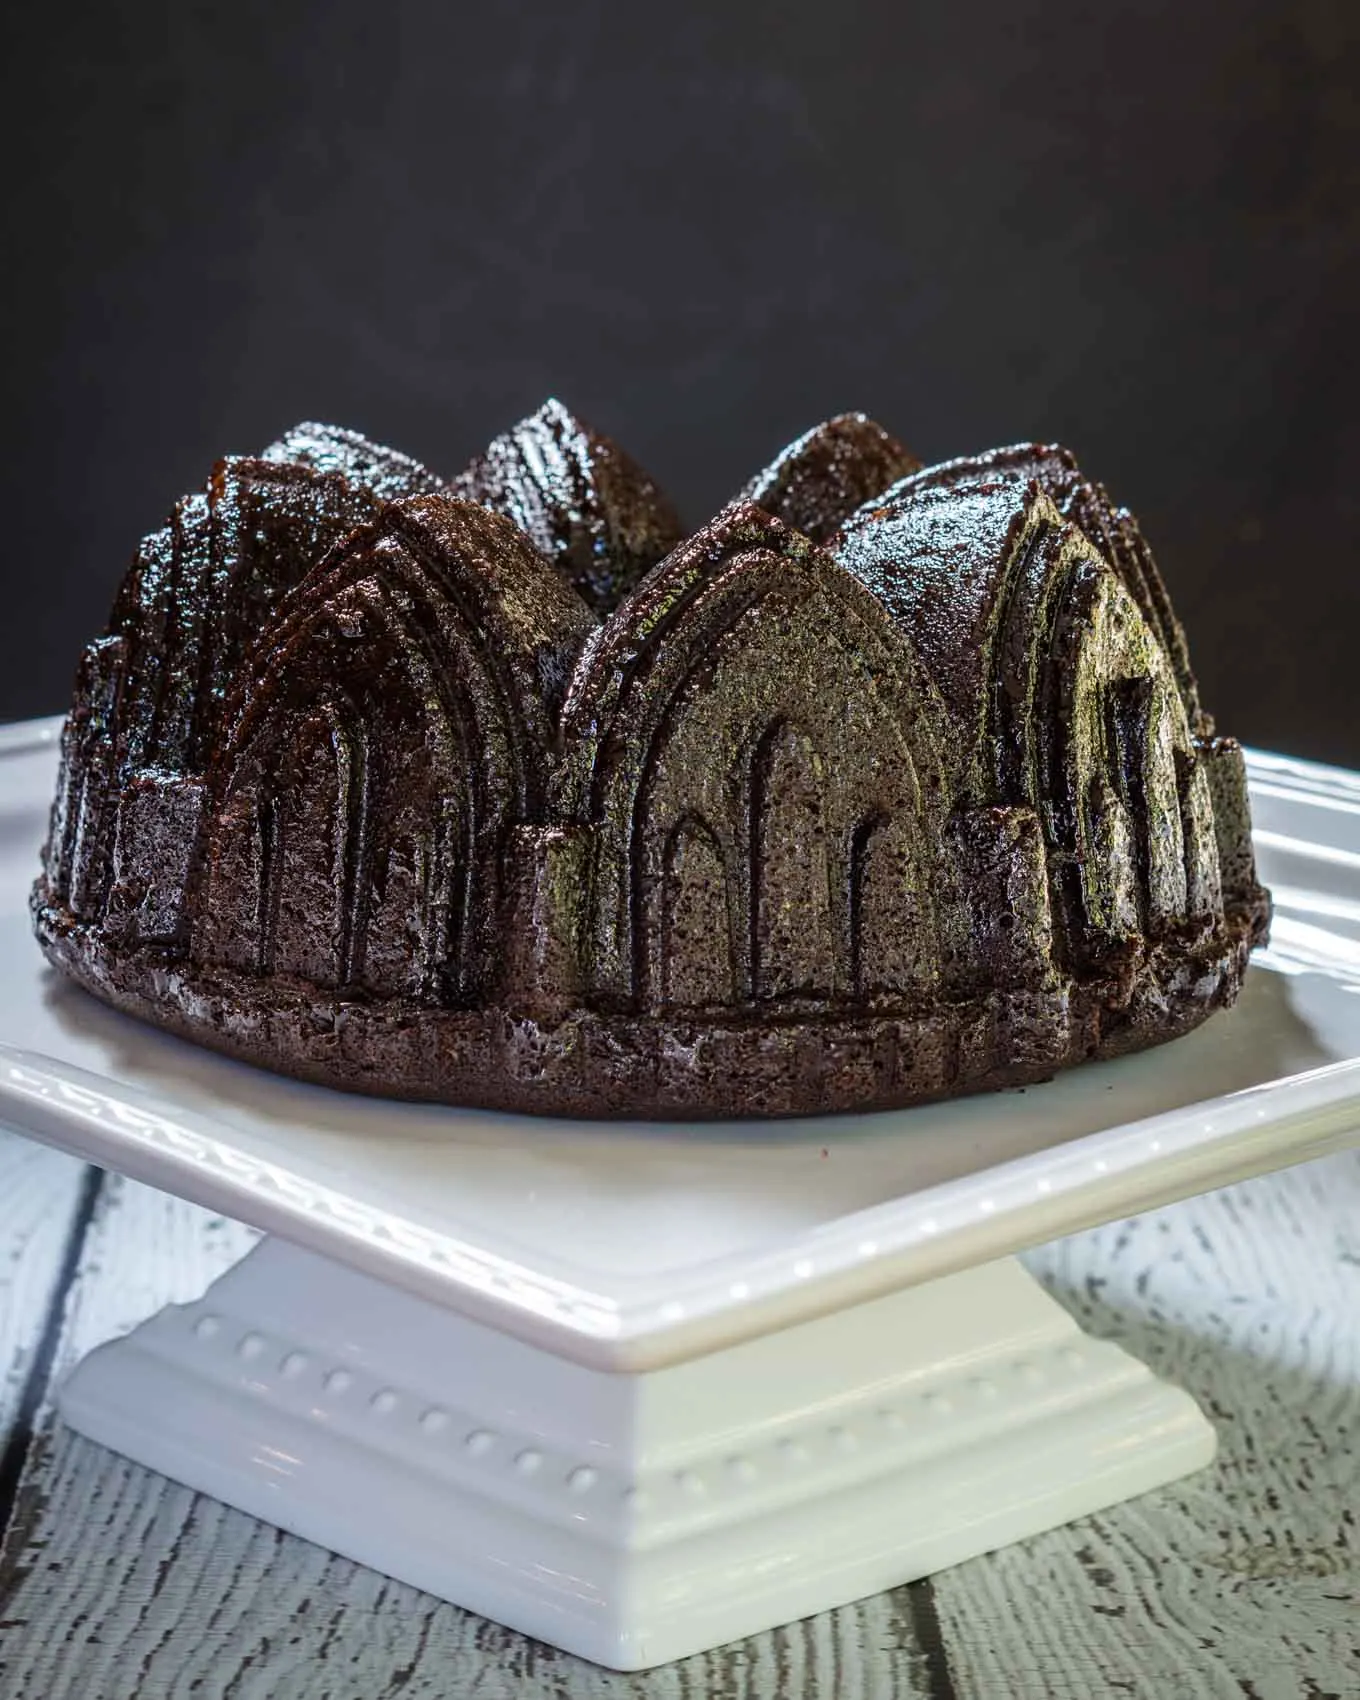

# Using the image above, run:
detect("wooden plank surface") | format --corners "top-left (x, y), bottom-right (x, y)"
top-left (0, 1131), bottom-right (91, 1468)
top-left (0, 1141), bottom-right (1355, 1698)
top-left (936, 1153), bottom-right (1360, 1700)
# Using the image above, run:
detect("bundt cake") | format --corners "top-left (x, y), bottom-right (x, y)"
top-left (32, 400), bottom-right (1270, 1118)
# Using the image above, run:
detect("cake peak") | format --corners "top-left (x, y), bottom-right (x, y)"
top-left (261, 421), bottom-right (444, 503)
top-left (735, 412), bottom-right (921, 543)
top-left (450, 398), bottom-right (685, 615)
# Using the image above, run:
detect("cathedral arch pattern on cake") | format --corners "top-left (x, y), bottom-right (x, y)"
top-left (832, 478), bottom-right (1229, 983)
top-left (199, 497), bottom-right (596, 1004)
top-left (556, 504), bottom-right (951, 1014)
top-left (33, 406), bottom-right (1271, 1117)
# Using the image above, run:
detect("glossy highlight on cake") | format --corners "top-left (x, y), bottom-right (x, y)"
top-left (33, 403), bottom-right (1270, 1117)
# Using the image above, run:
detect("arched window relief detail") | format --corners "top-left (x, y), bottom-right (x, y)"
top-left (1142, 680), bottom-right (1191, 932)
top-left (1035, 557), bottom-right (1214, 966)
top-left (360, 750), bottom-right (471, 1002)
top-left (1080, 773), bottom-right (1140, 942)
top-left (850, 816), bottom-right (937, 999)
top-left (201, 681), bottom-right (468, 1001)
top-left (556, 511), bottom-right (952, 1011)
top-left (194, 498), bottom-right (590, 1004)
top-left (267, 704), bottom-right (366, 989)
top-left (1105, 674), bottom-right (1207, 935)
top-left (193, 781), bottom-right (267, 974)
top-left (59, 637), bottom-right (127, 919)
top-left (337, 582), bottom-right (480, 1004)
top-left (751, 723), bottom-right (835, 1001)
top-left (659, 815), bottom-right (734, 1009)
top-left (1175, 747), bottom-right (1223, 926)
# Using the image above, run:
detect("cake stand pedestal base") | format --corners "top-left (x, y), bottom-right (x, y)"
top-left (57, 1234), bottom-right (1215, 1671)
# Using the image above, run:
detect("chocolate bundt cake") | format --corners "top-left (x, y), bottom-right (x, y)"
top-left (33, 400), bottom-right (1270, 1118)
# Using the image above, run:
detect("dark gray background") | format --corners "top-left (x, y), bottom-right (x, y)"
top-left (4, 1), bottom-right (1356, 760)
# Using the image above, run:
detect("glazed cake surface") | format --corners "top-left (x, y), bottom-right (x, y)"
top-left (33, 402), bottom-right (1270, 1117)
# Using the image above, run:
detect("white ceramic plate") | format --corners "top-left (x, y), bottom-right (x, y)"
top-left (3, 717), bottom-right (1359, 1370)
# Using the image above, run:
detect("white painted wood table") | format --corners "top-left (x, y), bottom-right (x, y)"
top-left (0, 1128), bottom-right (1355, 1700)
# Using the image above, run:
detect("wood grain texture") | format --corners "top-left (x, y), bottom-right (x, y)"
top-left (0, 1130), bottom-right (89, 1460)
top-left (0, 1166), bottom-right (937, 1699)
top-left (931, 1151), bottom-right (1360, 1700)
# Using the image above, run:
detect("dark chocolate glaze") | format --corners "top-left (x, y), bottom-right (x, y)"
top-left (34, 409), bottom-right (1270, 1119)
top-left (104, 455), bottom-right (388, 780)
top-left (856, 444), bottom-right (1204, 729)
top-left (261, 421), bottom-right (445, 504)
top-left (734, 412), bottom-right (921, 543)
top-left (449, 398), bottom-right (685, 615)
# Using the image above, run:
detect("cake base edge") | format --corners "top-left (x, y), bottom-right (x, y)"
top-left (32, 888), bottom-right (1259, 1120)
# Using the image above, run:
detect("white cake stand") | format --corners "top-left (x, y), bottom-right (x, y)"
top-left (3, 721), bottom-right (1360, 1671)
